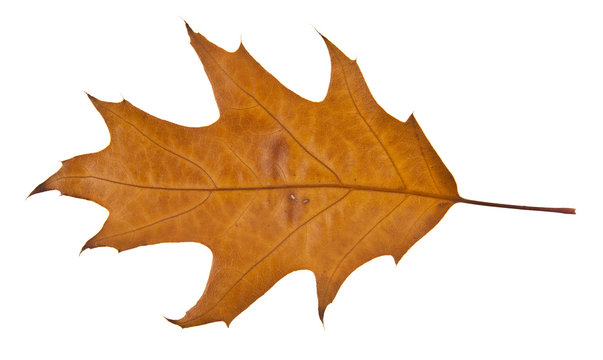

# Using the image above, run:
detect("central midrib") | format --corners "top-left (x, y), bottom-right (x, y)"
top-left (51, 175), bottom-right (459, 202)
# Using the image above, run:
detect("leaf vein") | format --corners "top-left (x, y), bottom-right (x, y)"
top-left (100, 103), bottom-right (218, 188)
top-left (193, 39), bottom-right (342, 184)
top-left (215, 190), bottom-right (258, 239)
top-left (223, 142), bottom-right (262, 185)
top-left (96, 193), bottom-right (213, 242)
top-left (333, 53), bottom-right (407, 189)
top-left (197, 190), bottom-right (352, 319)
top-left (324, 195), bottom-right (409, 296)
top-left (411, 119), bottom-right (443, 195)
top-left (44, 175), bottom-right (460, 202)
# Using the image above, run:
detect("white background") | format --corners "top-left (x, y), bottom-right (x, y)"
top-left (1, 0), bottom-right (601, 359)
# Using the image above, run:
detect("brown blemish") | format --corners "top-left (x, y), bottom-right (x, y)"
top-left (264, 136), bottom-right (290, 182)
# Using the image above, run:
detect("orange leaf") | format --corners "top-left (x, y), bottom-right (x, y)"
top-left (30, 23), bottom-right (574, 328)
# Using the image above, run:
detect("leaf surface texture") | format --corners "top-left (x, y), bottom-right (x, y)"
top-left (34, 24), bottom-right (462, 327)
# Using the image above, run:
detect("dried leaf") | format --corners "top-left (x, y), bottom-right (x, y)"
top-left (30, 24), bottom-right (574, 328)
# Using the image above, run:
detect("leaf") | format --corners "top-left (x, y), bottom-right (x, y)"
top-left (30, 23), bottom-right (575, 328)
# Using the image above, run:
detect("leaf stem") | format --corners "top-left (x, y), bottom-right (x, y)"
top-left (458, 197), bottom-right (576, 214)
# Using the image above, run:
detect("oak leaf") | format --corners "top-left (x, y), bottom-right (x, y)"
top-left (30, 24), bottom-right (575, 328)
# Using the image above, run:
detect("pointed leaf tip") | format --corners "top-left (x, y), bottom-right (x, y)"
top-left (184, 21), bottom-right (195, 40)
top-left (80, 238), bottom-right (101, 255)
top-left (407, 113), bottom-right (417, 124)
top-left (79, 244), bottom-right (89, 256)
top-left (317, 31), bottom-right (356, 65)
top-left (311, 25), bottom-right (328, 41)
top-left (85, 92), bottom-right (101, 107)
top-left (164, 316), bottom-right (184, 328)
top-left (28, 181), bottom-right (48, 198)
top-left (318, 306), bottom-right (326, 323)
